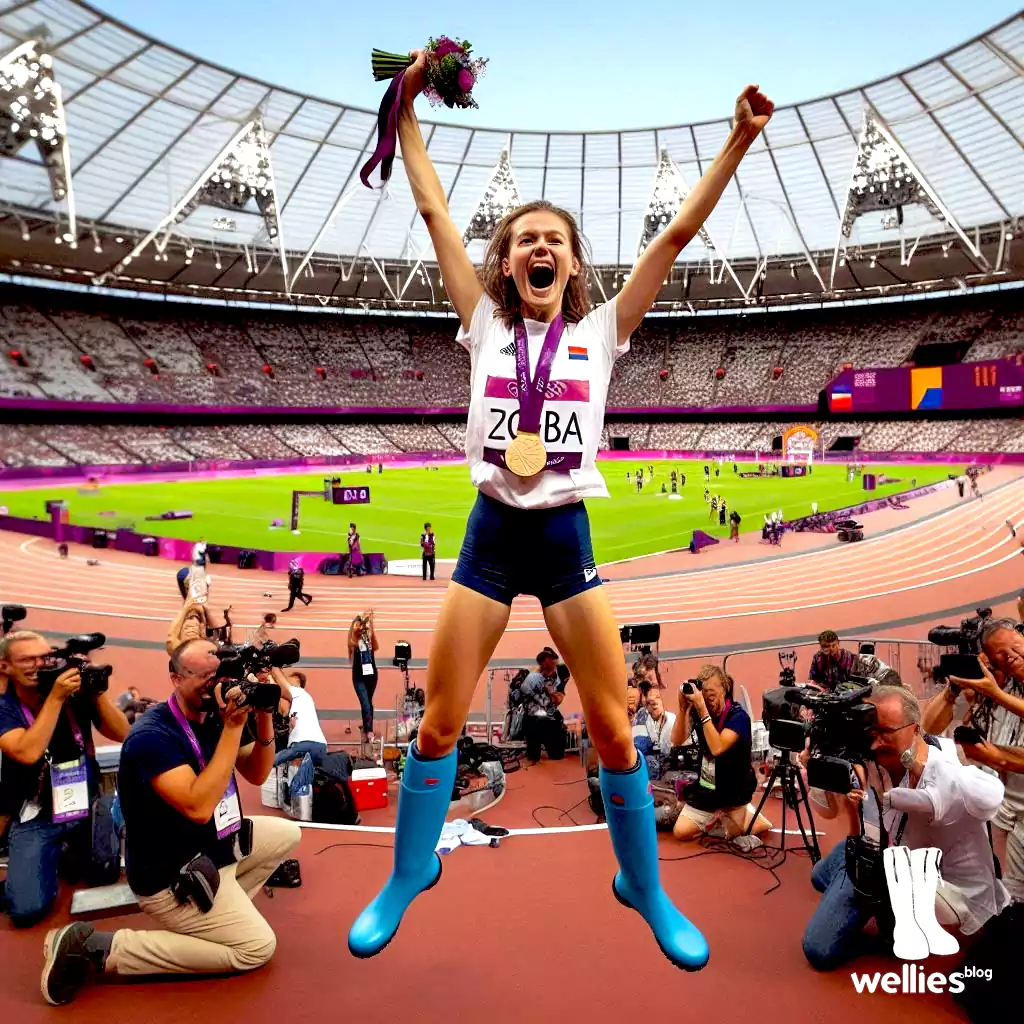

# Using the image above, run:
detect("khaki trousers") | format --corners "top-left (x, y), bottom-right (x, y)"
top-left (107, 815), bottom-right (301, 976)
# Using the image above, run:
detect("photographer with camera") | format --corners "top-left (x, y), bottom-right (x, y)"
top-left (809, 630), bottom-right (856, 691)
top-left (0, 630), bottom-right (129, 927)
top-left (801, 685), bottom-right (1007, 971)
top-left (669, 665), bottom-right (771, 842)
top-left (938, 618), bottom-right (1024, 903)
top-left (37, 637), bottom-right (302, 1007)
top-left (348, 610), bottom-right (379, 743)
top-left (520, 647), bottom-right (569, 763)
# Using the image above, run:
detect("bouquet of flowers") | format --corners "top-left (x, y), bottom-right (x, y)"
top-left (371, 37), bottom-right (487, 109)
top-left (361, 37), bottom-right (488, 189)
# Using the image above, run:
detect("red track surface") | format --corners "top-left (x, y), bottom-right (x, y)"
top-left (1, 468), bottom-right (1022, 1022)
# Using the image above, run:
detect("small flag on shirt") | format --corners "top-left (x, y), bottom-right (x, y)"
top-left (568, 345), bottom-right (588, 361)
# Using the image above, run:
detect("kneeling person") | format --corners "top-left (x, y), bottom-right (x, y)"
top-left (670, 665), bottom-right (771, 841)
top-left (40, 638), bottom-right (300, 1006)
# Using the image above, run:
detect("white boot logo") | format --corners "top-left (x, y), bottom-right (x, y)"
top-left (883, 846), bottom-right (960, 959)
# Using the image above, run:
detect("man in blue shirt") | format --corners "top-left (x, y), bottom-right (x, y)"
top-left (0, 631), bottom-right (129, 929)
top-left (37, 638), bottom-right (300, 1006)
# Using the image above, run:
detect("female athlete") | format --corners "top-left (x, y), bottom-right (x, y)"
top-left (349, 49), bottom-right (774, 971)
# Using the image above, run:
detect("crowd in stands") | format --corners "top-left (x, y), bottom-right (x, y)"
top-left (1, 288), bottom-right (1020, 412)
top-left (3, 418), bottom-right (1024, 471)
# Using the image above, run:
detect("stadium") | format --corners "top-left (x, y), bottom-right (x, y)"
top-left (0, 0), bottom-right (1022, 1021)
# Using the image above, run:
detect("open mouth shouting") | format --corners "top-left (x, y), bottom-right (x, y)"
top-left (527, 263), bottom-right (556, 290)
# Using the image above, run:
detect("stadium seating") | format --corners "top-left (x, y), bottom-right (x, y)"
top-left (1, 288), bottom-right (1021, 411)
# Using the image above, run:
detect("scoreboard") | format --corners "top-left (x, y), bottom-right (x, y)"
top-left (826, 360), bottom-right (1022, 414)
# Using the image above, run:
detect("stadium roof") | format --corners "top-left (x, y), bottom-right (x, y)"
top-left (0, 0), bottom-right (1021, 311)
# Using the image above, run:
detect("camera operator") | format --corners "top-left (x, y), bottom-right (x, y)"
top-left (808, 630), bottom-right (856, 691)
top-left (0, 631), bottom-right (129, 927)
top-left (348, 610), bottom-right (379, 743)
top-left (669, 665), bottom-right (771, 841)
top-left (801, 685), bottom-right (1007, 971)
top-left (943, 619), bottom-right (1024, 903)
top-left (37, 638), bottom-right (302, 1006)
top-left (520, 648), bottom-right (567, 763)
top-left (273, 670), bottom-right (327, 768)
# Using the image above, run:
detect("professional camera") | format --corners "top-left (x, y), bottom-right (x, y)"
top-left (682, 679), bottom-right (702, 695)
top-left (761, 680), bottom-right (876, 793)
top-left (2, 602), bottom-right (27, 634)
top-left (37, 632), bottom-right (113, 698)
top-left (393, 641), bottom-right (411, 670)
top-left (928, 607), bottom-right (992, 656)
top-left (213, 638), bottom-right (300, 711)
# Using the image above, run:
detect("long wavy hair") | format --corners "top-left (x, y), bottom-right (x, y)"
top-left (479, 200), bottom-right (594, 328)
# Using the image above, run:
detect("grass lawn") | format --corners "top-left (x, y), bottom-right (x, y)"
top-left (0, 460), bottom-right (960, 562)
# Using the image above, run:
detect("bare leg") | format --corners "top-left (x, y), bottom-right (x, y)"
top-left (543, 585), bottom-right (708, 970)
top-left (542, 587), bottom-right (633, 770)
top-left (417, 582), bottom-right (511, 756)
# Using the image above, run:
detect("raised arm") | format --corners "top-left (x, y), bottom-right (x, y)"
top-left (398, 52), bottom-right (483, 331)
top-left (615, 85), bottom-right (774, 342)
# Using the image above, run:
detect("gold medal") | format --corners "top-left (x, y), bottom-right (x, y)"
top-left (505, 431), bottom-right (547, 477)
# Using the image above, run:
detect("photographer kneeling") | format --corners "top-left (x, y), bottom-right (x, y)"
top-left (802, 685), bottom-right (1007, 971)
top-left (0, 631), bottom-right (129, 927)
top-left (670, 665), bottom-right (771, 841)
top-left (38, 638), bottom-right (300, 1006)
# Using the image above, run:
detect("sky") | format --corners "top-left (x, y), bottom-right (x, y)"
top-left (90, 0), bottom-right (1020, 131)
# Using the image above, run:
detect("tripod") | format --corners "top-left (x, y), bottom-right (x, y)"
top-left (745, 750), bottom-right (821, 865)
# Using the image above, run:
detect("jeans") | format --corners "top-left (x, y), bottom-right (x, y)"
top-left (524, 714), bottom-right (565, 762)
top-left (273, 741), bottom-right (327, 767)
top-left (4, 814), bottom-right (88, 927)
top-left (802, 841), bottom-right (892, 971)
top-left (353, 676), bottom-right (377, 735)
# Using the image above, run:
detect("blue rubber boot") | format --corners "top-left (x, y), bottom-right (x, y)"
top-left (600, 756), bottom-right (710, 971)
top-left (348, 744), bottom-right (457, 958)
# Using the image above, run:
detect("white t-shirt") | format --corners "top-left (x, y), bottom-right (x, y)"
top-left (288, 687), bottom-right (327, 747)
top-left (457, 294), bottom-right (630, 510)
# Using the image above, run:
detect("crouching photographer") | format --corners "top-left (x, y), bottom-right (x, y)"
top-left (801, 685), bottom-right (1008, 971)
top-left (0, 630), bottom-right (128, 927)
top-left (37, 638), bottom-right (300, 1006)
top-left (669, 665), bottom-right (772, 842)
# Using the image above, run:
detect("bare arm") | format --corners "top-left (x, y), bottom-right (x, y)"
top-left (616, 86), bottom-right (773, 342)
top-left (963, 739), bottom-right (1024, 775)
top-left (91, 691), bottom-right (131, 743)
top-left (235, 711), bottom-right (276, 786)
top-left (151, 721), bottom-right (245, 824)
top-left (0, 691), bottom-right (65, 764)
top-left (398, 53), bottom-right (482, 330)
top-left (921, 685), bottom-right (959, 735)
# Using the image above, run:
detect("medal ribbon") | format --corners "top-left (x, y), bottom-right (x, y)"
top-left (513, 314), bottom-right (565, 435)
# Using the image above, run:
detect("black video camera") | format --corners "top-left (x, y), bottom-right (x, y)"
top-left (393, 641), bottom-right (411, 670)
top-left (761, 681), bottom-right (876, 793)
top-left (214, 638), bottom-right (300, 711)
top-left (928, 607), bottom-right (992, 657)
top-left (2, 603), bottom-right (27, 635)
top-left (37, 632), bottom-right (113, 699)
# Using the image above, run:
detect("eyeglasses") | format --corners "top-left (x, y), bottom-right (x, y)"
top-left (867, 722), bottom-right (915, 739)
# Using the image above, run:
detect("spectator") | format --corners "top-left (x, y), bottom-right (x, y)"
top-left (808, 630), bottom-right (856, 690)
top-left (273, 670), bottom-right (327, 767)
top-left (626, 679), bottom-right (643, 724)
top-left (38, 638), bottom-right (301, 1005)
top-left (802, 685), bottom-right (1008, 971)
top-left (348, 611), bottom-right (379, 743)
top-left (0, 630), bottom-right (130, 927)
top-left (670, 665), bottom-right (771, 842)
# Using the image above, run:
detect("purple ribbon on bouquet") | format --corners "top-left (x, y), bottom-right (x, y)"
top-left (360, 71), bottom-right (405, 189)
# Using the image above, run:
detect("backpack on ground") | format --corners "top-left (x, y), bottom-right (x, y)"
top-left (312, 771), bottom-right (361, 826)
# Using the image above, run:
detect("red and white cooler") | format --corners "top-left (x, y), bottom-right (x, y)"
top-left (350, 768), bottom-right (389, 811)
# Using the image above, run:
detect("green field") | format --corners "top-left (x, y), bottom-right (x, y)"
top-left (0, 460), bottom-right (961, 562)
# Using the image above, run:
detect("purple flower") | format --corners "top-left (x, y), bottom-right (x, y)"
top-left (457, 68), bottom-right (475, 92)
top-left (432, 36), bottom-right (464, 59)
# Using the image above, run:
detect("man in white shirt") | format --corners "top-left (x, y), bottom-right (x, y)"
top-left (802, 685), bottom-right (1007, 970)
top-left (273, 671), bottom-right (327, 767)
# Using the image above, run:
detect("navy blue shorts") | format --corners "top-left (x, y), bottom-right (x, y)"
top-left (452, 492), bottom-right (602, 608)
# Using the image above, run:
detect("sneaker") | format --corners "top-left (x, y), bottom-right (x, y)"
top-left (41, 923), bottom-right (103, 1006)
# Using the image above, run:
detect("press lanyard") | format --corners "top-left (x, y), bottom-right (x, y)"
top-left (19, 701), bottom-right (88, 755)
top-left (512, 315), bottom-right (565, 435)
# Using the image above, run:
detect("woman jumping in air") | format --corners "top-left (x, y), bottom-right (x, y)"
top-left (348, 48), bottom-right (773, 971)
